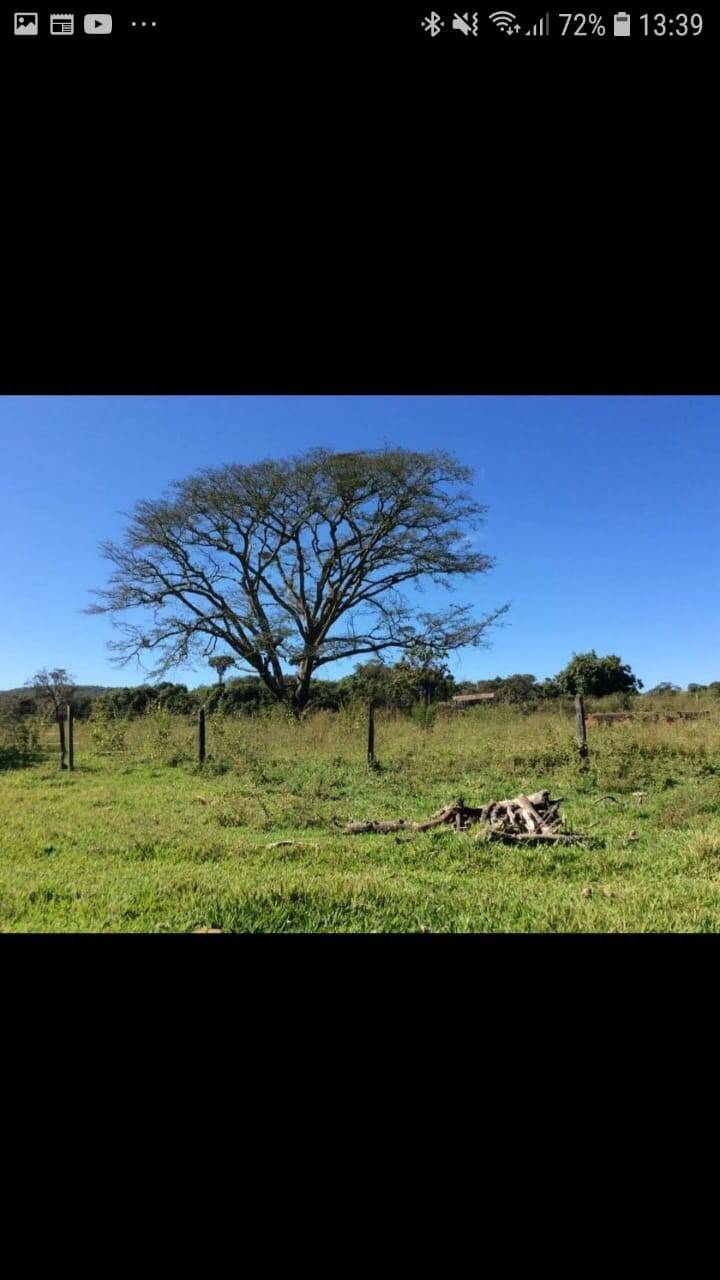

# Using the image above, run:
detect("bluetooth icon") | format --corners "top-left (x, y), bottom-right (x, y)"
top-left (421, 12), bottom-right (444, 36)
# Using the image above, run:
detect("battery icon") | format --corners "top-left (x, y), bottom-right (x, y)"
top-left (613, 12), bottom-right (631, 35)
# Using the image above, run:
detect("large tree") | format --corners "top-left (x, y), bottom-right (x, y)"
top-left (88, 447), bottom-right (506, 715)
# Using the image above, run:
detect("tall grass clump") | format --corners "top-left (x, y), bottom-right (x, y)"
top-left (139, 704), bottom-right (193, 766)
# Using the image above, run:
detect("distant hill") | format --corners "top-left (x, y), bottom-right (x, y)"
top-left (0, 685), bottom-right (119, 710)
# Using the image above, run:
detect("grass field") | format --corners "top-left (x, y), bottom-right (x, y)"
top-left (2, 702), bottom-right (720, 932)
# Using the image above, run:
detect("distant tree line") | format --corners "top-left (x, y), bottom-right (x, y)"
top-left (4, 653), bottom-right (720, 725)
top-left (91, 659), bottom-right (456, 719)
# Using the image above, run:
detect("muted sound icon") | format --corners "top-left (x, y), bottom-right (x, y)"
top-left (452, 12), bottom-right (479, 35)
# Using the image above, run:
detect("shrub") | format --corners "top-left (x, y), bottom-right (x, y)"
top-left (410, 704), bottom-right (437, 730)
top-left (0, 713), bottom-right (41, 769)
top-left (141, 704), bottom-right (180, 763)
top-left (89, 704), bottom-right (127, 755)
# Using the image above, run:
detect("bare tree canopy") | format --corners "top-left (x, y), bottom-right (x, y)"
top-left (26, 668), bottom-right (76, 720)
top-left (88, 447), bottom-right (507, 714)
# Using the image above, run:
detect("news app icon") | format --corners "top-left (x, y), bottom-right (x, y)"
top-left (14, 12), bottom-right (39, 34)
top-left (84, 13), bottom-right (112, 33)
top-left (50, 13), bottom-right (75, 33)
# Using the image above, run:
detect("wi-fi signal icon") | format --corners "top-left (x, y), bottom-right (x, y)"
top-left (489, 10), bottom-right (518, 31)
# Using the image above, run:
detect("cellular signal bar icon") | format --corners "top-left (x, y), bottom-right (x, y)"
top-left (525, 12), bottom-right (550, 35)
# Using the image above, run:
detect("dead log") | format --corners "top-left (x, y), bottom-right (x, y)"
top-left (342, 789), bottom-right (574, 841)
top-left (343, 803), bottom-right (458, 835)
top-left (343, 819), bottom-right (415, 834)
top-left (482, 831), bottom-right (583, 845)
top-left (516, 794), bottom-right (545, 832)
top-left (266, 840), bottom-right (319, 849)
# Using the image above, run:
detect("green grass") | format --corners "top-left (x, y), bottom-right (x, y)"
top-left (2, 704), bottom-right (720, 931)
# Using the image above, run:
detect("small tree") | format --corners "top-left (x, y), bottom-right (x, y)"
top-left (537, 678), bottom-right (562, 700)
top-left (6, 694), bottom-right (37, 718)
top-left (155, 682), bottom-right (197, 715)
top-left (391, 642), bottom-right (454, 708)
top-left (494, 674), bottom-right (538, 705)
top-left (208, 655), bottom-right (237, 687)
top-left (25, 668), bottom-right (76, 722)
top-left (555, 652), bottom-right (643, 699)
top-left (342, 660), bottom-right (397, 709)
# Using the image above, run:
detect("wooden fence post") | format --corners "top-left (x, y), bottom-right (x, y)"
top-left (198, 706), bottom-right (206, 765)
top-left (58, 710), bottom-right (67, 770)
top-left (66, 703), bottom-right (74, 772)
top-left (575, 694), bottom-right (589, 765)
top-left (367, 701), bottom-right (375, 768)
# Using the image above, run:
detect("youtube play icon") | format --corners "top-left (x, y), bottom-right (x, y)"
top-left (84, 14), bottom-right (112, 34)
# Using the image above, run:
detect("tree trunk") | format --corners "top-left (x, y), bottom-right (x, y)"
top-left (292, 662), bottom-right (314, 717)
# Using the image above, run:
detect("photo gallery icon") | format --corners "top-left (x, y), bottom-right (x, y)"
top-left (14, 13), bottom-right (39, 34)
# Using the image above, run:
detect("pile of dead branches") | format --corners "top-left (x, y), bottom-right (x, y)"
top-left (343, 789), bottom-right (582, 845)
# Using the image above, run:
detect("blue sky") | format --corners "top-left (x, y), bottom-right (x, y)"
top-left (1, 396), bottom-right (718, 691)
